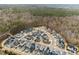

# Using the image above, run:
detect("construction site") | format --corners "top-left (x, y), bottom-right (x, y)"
top-left (0, 26), bottom-right (78, 55)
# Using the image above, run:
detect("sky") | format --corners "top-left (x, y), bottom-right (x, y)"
top-left (0, 0), bottom-right (79, 4)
